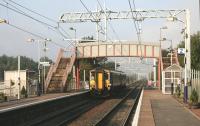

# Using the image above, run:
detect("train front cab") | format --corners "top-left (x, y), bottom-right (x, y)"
top-left (89, 69), bottom-right (111, 96)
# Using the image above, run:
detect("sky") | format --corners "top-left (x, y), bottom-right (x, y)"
top-left (0, 0), bottom-right (199, 75)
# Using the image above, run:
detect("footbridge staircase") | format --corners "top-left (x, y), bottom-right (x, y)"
top-left (45, 49), bottom-right (75, 93)
top-left (161, 49), bottom-right (180, 70)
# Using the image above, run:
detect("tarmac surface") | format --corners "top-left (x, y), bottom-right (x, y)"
top-left (0, 90), bottom-right (87, 112)
top-left (138, 89), bottom-right (200, 126)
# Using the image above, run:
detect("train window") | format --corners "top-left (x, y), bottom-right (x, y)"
top-left (93, 73), bottom-right (96, 79)
top-left (104, 72), bottom-right (108, 80)
top-left (90, 72), bottom-right (96, 80)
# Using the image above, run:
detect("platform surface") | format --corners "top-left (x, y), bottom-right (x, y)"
top-left (138, 89), bottom-right (200, 126)
top-left (0, 91), bottom-right (88, 112)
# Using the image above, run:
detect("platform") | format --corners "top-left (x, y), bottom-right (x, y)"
top-left (0, 90), bottom-right (88, 112)
top-left (138, 89), bottom-right (200, 126)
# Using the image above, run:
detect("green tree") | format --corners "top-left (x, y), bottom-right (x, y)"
top-left (177, 32), bottom-right (200, 69)
top-left (21, 86), bottom-right (26, 95)
top-left (0, 55), bottom-right (39, 80)
top-left (99, 61), bottom-right (120, 70)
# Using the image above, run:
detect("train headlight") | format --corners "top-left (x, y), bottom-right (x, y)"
top-left (90, 80), bottom-right (96, 89)
top-left (106, 80), bottom-right (111, 90)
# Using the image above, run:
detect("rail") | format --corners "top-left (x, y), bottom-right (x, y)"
top-left (95, 84), bottom-right (143, 126)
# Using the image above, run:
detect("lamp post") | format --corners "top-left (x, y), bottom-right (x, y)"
top-left (69, 27), bottom-right (77, 46)
top-left (167, 10), bottom-right (190, 102)
top-left (162, 38), bottom-right (174, 94)
top-left (159, 26), bottom-right (168, 89)
top-left (27, 38), bottom-right (51, 95)
top-left (160, 26), bottom-right (168, 47)
top-left (69, 27), bottom-right (77, 90)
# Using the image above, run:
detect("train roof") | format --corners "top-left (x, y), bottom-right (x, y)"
top-left (90, 68), bottom-right (125, 75)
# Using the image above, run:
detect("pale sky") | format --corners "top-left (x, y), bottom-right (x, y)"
top-left (0, 0), bottom-right (199, 74)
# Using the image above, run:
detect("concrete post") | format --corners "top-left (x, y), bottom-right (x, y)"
top-left (73, 65), bottom-right (76, 90)
top-left (18, 56), bottom-right (21, 100)
top-left (186, 9), bottom-right (191, 76)
top-left (76, 60), bottom-right (80, 90)
top-left (104, 0), bottom-right (107, 41)
top-left (158, 58), bottom-right (161, 89)
top-left (84, 69), bottom-right (86, 85)
top-left (153, 58), bottom-right (157, 87)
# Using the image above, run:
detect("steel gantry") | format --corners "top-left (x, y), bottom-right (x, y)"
top-left (59, 9), bottom-right (190, 72)
top-left (60, 10), bottom-right (185, 22)
top-left (60, 9), bottom-right (191, 95)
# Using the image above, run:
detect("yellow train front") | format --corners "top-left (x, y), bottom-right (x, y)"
top-left (89, 68), bottom-right (126, 97)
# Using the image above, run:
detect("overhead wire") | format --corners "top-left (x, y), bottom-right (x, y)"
top-left (96, 0), bottom-right (121, 40)
top-left (5, 0), bottom-right (73, 39)
top-left (7, 23), bottom-right (45, 39)
top-left (5, 22), bottom-right (66, 48)
top-left (128, 0), bottom-right (144, 61)
top-left (5, 0), bottom-right (112, 56)
top-left (79, 0), bottom-right (116, 57)
top-left (1, 0), bottom-right (76, 47)
top-left (79, 0), bottom-right (108, 36)
top-left (1, 1), bottom-right (68, 48)
top-left (1, 3), bottom-right (63, 49)
top-left (0, 2), bottom-right (56, 28)
top-left (2, 0), bottom-right (114, 56)
top-left (131, 0), bottom-right (151, 66)
top-left (0, 0), bottom-right (77, 50)
top-left (96, 0), bottom-right (128, 56)
top-left (7, 0), bottom-right (57, 23)
top-left (10, 0), bottom-right (90, 53)
top-left (3, 0), bottom-right (26, 15)
top-left (5, 1), bottom-right (9, 21)
top-left (5, 0), bottom-right (92, 53)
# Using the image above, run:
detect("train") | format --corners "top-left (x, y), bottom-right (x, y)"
top-left (89, 68), bottom-right (127, 97)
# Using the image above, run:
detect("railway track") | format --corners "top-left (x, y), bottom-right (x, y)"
top-left (1, 81), bottom-right (144, 126)
top-left (95, 85), bottom-right (143, 126)
top-left (67, 82), bottom-right (144, 126)
top-left (28, 97), bottom-right (104, 126)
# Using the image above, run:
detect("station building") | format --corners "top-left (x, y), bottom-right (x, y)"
top-left (3, 70), bottom-right (37, 97)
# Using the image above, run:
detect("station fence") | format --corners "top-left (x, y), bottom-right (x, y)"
top-left (190, 69), bottom-right (200, 102)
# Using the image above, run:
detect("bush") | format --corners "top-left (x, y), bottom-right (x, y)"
top-left (180, 92), bottom-right (184, 99)
top-left (175, 85), bottom-right (181, 97)
top-left (190, 89), bottom-right (199, 105)
top-left (0, 92), bottom-right (4, 100)
top-left (21, 86), bottom-right (27, 98)
top-left (0, 93), bottom-right (7, 102)
top-left (4, 96), bottom-right (7, 101)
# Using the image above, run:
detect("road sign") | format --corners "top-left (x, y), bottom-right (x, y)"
top-left (178, 48), bottom-right (185, 55)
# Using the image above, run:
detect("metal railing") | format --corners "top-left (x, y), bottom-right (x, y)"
top-left (45, 48), bottom-right (64, 92)
top-left (61, 54), bottom-right (76, 92)
top-left (190, 69), bottom-right (200, 102)
top-left (174, 49), bottom-right (180, 66)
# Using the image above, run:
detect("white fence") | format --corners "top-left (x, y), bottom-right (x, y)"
top-left (162, 71), bottom-right (182, 94)
top-left (190, 69), bottom-right (200, 102)
top-left (0, 81), bottom-right (19, 97)
top-left (0, 80), bottom-right (38, 97)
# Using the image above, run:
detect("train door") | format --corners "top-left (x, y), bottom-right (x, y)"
top-left (89, 70), bottom-right (96, 90)
top-left (97, 72), bottom-right (103, 90)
